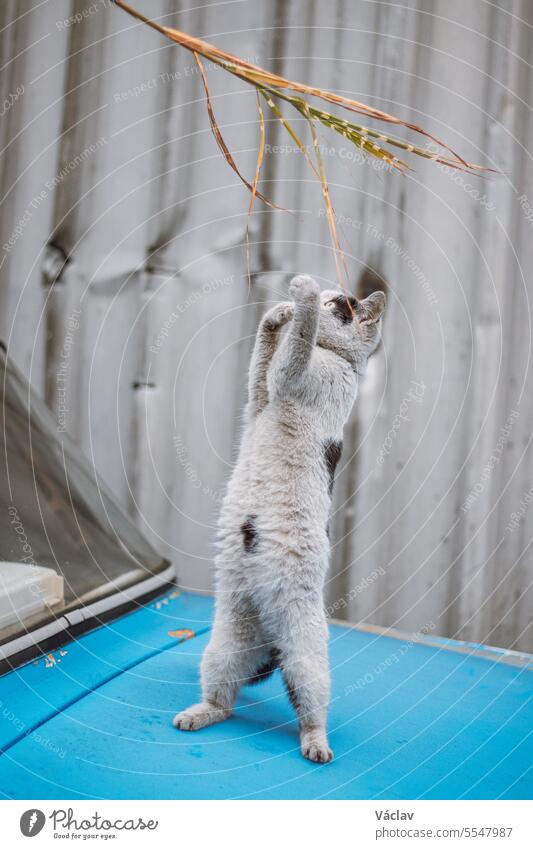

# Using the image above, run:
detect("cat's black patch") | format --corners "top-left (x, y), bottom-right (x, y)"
top-left (323, 439), bottom-right (343, 494)
top-left (241, 515), bottom-right (258, 553)
top-left (328, 295), bottom-right (357, 324)
top-left (246, 648), bottom-right (280, 685)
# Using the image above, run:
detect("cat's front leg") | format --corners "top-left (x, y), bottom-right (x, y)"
top-left (247, 301), bottom-right (294, 417)
top-left (270, 275), bottom-right (321, 396)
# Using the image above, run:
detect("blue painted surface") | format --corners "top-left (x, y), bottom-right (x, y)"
top-left (0, 591), bottom-right (211, 752)
top-left (0, 592), bottom-right (531, 799)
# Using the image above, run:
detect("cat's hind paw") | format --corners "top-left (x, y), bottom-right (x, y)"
top-left (172, 702), bottom-right (231, 731)
top-left (301, 731), bottom-right (333, 763)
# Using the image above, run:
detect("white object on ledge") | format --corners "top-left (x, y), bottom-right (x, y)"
top-left (0, 562), bottom-right (64, 630)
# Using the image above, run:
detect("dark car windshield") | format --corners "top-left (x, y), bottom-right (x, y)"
top-left (0, 344), bottom-right (170, 652)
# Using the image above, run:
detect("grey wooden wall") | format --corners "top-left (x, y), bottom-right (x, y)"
top-left (1, 0), bottom-right (531, 651)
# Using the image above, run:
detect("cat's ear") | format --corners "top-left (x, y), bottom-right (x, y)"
top-left (357, 291), bottom-right (386, 324)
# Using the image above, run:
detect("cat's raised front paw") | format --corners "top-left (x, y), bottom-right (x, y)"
top-left (289, 274), bottom-right (320, 302)
top-left (263, 301), bottom-right (294, 329)
top-left (301, 730), bottom-right (333, 763)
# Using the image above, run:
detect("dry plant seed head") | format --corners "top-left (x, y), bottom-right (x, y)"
top-left (112, 0), bottom-right (494, 293)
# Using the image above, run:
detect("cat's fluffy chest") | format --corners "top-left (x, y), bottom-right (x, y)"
top-left (266, 343), bottom-right (358, 435)
top-left (219, 348), bottom-right (357, 547)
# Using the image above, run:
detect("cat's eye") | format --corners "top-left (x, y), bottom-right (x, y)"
top-left (325, 301), bottom-right (336, 310)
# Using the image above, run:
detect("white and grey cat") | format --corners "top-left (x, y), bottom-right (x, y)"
top-left (173, 274), bottom-right (385, 762)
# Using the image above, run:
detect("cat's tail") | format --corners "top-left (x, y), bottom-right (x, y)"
top-left (245, 648), bottom-right (280, 686)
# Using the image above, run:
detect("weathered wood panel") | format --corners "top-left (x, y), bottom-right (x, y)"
top-left (0, 0), bottom-right (531, 649)
top-left (0, 0), bottom-right (71, 387)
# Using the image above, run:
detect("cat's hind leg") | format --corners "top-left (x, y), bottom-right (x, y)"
top-left (173, 592), bottom-right (268, 731)
top-left (277, 596), bottom-right (333, 763)
top-left (172, 701), bottom-right (227, 731)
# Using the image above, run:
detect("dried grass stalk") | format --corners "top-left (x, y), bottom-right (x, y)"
top-left (112, 0), bottom-right (490, 290)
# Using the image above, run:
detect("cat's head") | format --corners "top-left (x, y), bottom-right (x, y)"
top-left (316, 289), bottom-right (386, 372)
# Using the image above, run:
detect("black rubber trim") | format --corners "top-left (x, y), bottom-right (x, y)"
top-left (0, 579), bottom-right (175, 677)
